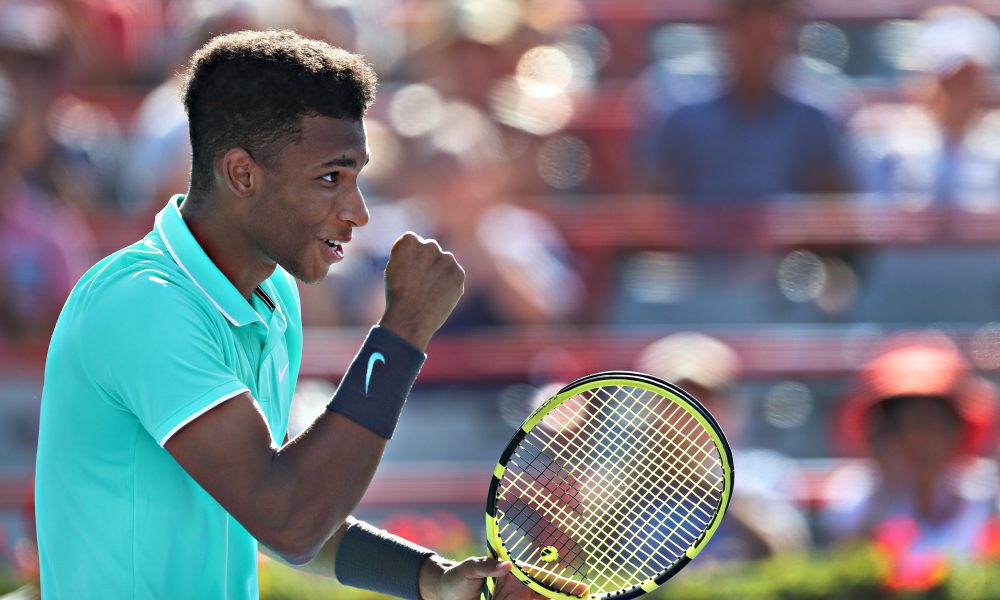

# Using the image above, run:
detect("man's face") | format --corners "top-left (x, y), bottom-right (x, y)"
top-left (871, 396), bottom-right (962, 478)
top-left (722, 7), bottom-right (792, 88)
top-left (246, 115), bottom-right (370, 284)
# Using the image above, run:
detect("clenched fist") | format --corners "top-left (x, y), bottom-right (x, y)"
top-left (379, 232), bottom-right (465, 351)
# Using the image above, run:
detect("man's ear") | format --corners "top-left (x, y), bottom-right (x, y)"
top-left (220, 148), bottom-right (257, 198)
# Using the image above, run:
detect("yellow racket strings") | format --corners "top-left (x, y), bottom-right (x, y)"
top-left (551, 386), bottom-right (722, 586)
top-left (554, 387), bottom-right (723, 584)
top-left (496, 385), bottom-right (725, 595)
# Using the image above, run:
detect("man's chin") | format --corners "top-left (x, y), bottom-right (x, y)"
top-left (292, 266), bottom-right (331, 285)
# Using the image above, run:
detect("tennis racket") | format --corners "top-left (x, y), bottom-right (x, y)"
top-left (480, 371), bottom-right (734, 600)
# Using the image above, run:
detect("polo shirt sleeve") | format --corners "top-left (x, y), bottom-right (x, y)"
top-left (80, 271), bottom-right (249, 446)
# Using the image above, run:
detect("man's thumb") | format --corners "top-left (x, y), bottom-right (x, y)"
top-left (463, 557), bottom-right (512, 578)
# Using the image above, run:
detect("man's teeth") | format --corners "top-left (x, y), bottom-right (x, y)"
top-left (322, 239), bottom-right (342, 248)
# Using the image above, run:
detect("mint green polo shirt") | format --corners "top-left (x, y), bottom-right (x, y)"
top-left (35, 195), bottom-right (302, 598)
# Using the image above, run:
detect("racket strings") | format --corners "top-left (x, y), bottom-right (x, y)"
top-left (538, 389), bottom-right (721, 552)
top-left (536, 393), bottom-right (701, 576)
top-left (495, 384), bottom-right (726, 595)
top-left (524, 394), bottom-right (672, 589)
top-left (499, 451), bottom-right (586, 550)
top-left (501, 396), bottom-right (643, 590)
top-left (498, 471), bottom-right (588, 572)
top-left (553, 388), bottom-right (722, 580)
top-left (605, 389), bottom-right (724, 576)
top-left (506, 391), bottom-right (670, 591)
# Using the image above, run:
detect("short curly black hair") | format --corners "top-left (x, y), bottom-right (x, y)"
top-left (181, 30), bottom-right (377, 192)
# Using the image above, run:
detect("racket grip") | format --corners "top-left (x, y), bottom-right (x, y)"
top-left (481, 541), bottom-right (498, 600)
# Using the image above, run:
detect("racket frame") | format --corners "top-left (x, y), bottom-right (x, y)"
top-left (483, 370), bottom-right (734, 600)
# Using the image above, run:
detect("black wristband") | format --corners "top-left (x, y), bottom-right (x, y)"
top-left (327, 326), bottom-right (426, 439)
top-left (334, 520), bottom-right (435, 600)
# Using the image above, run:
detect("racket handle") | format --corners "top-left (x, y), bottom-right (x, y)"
top-left (481, 541), bottom-right (498, 600)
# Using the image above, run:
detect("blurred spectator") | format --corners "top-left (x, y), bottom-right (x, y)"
top-left (117, 1), bottom-right (272, 215)
top-left (850, 6), bottom-right (1000, 211)
top-left (822, 332), bottom-right (1000, 591)
top-left (0, 0), bottom-right (126, 213)
top-left (0, 0), bottom-right (73, 105)
top-left (392, 20), bottom-right (566, 199)
top-left (637, 332), bottom-right (812, 562)
top-left (635, 0), bottom-right (853, 201)
top-left (60, 0), bottom-right (166, 82)
top-left (303, 140), bottom-right (584, 330)
top-left (0, 2), bottom-right (97, 340)
top-left (620, 0), bottom-right (861, 329)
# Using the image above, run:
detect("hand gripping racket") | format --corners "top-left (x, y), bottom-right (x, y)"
top-left (480, 371), bottom-right (734, 600)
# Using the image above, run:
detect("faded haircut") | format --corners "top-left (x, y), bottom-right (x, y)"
top-left (181, 29), bottom-right (377, 192)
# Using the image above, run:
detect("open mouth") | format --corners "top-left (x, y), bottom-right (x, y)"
top-left (321, 238), bottom-right (345, 260)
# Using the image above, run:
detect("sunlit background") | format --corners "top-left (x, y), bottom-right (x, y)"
top-left (5, 0), bottom-right (1000, 597)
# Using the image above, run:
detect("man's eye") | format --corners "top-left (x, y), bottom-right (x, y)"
top-left (321, 172), bottom-right (339, 183)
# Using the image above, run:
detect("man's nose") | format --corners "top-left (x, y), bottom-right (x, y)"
top-left (340, 186), bottom-right (369, 228)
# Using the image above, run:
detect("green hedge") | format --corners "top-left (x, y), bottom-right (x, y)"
top-left (0, 567), bottom-right (29, 597)
top-left (2, 546), bottom-right (995, 598)
top-left (258, 545), bottom-right (1000, 600)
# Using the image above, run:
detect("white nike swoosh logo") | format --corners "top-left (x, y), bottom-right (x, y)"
top-left (365, 352), bottom-right (386, 396)
top-left (278, 363), bottom-right (289, 382)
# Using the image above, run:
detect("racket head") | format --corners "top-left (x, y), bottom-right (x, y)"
top-left (485, 371), bottom-right (734, 600)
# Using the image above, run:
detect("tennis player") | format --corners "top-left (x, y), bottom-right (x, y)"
top-left (34, 30), bottom-right (552, 599)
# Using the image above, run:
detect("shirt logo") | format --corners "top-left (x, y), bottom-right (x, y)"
top-left (278, 362), bottom-right (289, 383)
top-left (365, 352), bottom-right (386, 396)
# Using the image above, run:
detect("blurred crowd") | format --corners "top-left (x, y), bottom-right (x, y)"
top-left (7, 0), bottom-right (1000, 337)
top-left (6, 0), bottom-right (1000, 594)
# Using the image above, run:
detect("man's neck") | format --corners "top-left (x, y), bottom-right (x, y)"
top-left (180, 189), bottom-right (276, 300)
top-left (728, 80), bottom-right (779, 112)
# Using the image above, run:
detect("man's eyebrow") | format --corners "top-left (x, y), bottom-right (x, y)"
top-left (317, 153), bottom-right (371, 169)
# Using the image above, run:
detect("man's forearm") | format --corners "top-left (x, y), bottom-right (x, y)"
top-left (263, 415), bottom-right (388, 563)
top-left (265, 515), bottom-right (444, 600)
top-left (260, 518), bottom-right (350, 577)
top-left (259, 326), bottom-right (425, 563)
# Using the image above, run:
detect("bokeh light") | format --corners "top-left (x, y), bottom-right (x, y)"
top-left (777, 250), bottom-right (827, 303)
top-left (815, 256), bottom-right (859, 315)
top-left (388, 83), bottom-right (445, 138)
top-left (763, 381), bottom-right (814, 430)
top-left (489, 76), bottom-right (574, 135)
top-left (428, 101), bottom-right (500, 156)
top-left (621, 252), bottom-right (699, 303)
top-left (559, 24), bottom-right (611, 70)
top-left (798, 21), bottom-right (851, 70)
top-left (650, 23), bottom-right (718, 71)
top-left (516, 45), bottom-right (575, 98)
top-left (454, 0), bottom-right (522, 45)
top-left (874, 19), bottom-right (922, 71)
top-left (536, 135), bottom-right (591, 190)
